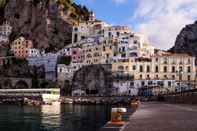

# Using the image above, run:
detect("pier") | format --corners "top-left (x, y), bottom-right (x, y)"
top-left (123, 102), bottom-right (197, 131)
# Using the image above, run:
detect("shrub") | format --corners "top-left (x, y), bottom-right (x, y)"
top-left (58, 56), bottom-right (71, 65)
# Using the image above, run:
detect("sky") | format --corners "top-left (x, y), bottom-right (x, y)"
top-left (74, 0), bottom-right (197, 50)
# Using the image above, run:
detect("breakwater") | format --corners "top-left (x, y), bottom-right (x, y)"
top-left (61, 96), bottom-right (134, 105)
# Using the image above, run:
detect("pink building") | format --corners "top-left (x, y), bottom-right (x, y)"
top-left (71, 48), bottom-right (83, 63)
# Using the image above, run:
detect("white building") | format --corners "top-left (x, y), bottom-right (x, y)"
top-left (28, 53), bottom-right (58, 81)
top-left (113, 80), bottom-right (138, 96)
top-left (112, 52), bottom-right (196, 96)
top-left (57, 63), bottom-right (84, 81)
top-left (27, 48), bottom-right (41, 57)
top-left (0, 21), bottom-right (12, 43)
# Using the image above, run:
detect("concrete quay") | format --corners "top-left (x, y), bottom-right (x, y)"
top-left (123, 102), bottom-right (197, 131)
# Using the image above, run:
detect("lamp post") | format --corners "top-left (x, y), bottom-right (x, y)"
top-left (176, 68), bottom-right (183, 93)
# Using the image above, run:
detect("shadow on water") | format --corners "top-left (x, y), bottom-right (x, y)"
top-left (0, 104), bottom-right (111, 131)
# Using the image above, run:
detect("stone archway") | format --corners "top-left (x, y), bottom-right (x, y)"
top-left (15, 80), bottom-right (29, 89)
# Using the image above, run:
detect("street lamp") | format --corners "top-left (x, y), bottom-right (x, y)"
top-left (176, 68), bottom-right (183, 93)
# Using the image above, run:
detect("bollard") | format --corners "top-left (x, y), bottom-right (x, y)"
top-left (110, 108), bottom-right (127, 125)
top-left (131, 99), bottom-right (140, 109)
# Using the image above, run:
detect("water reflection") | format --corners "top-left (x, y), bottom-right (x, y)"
top-left (41, 104), bottom-right (111, 131)
top-left (0, 104), bottom-right (111, 131)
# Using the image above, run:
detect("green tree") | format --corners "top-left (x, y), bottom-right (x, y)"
top-left (58, 56), bottom-right (72, 65)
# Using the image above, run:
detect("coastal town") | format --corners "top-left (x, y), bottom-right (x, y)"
top-left (0, 0), bottom-right (197, 131)
top-left (0, 11), bottom-right (196, 97)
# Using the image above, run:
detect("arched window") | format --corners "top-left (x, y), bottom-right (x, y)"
top-left (147, 65), bottom-right (150, 72)
top-left (155, 66), bottom-right (159, 73)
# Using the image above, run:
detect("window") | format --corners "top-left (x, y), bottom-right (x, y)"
top-left (108, 32), bottom-right (112, 37)
top-left (148, 81), bottom-right (152, 85)
top-left (81, 36), bottom-right (85, 40)
top-left (158, 81), bottom-right (164, 86)
top-left (133, 65), bottom-right (136, 70)
top-left (74, 34), bottom-right (78, 43)
top-left (118, 66), bottom-right (124, 71)
top-left (147, 65), bottom-right (150, 72)
top-left (122, 47), bottom-right (125, 52)
top-left (147, 75), bottom-right (150, 79)
top-left (140, 65), bottom-right (143, 72)
top-left (168, 81), bottom-right (171, 87)
top-left (155, 58), bottom-right (158, 62)
top-left (188, 75), bottom-right (191, 81)
top-left (140, 74), bottom-right (143, 79)
top-left (187, 66), bottom-right (191, 73)
top-left (141, 81), bottom-right (145, 86)
top-left (164, 57), bottom-right (168, 64)
top-left (155, 75), bottom-right (159, 79)
top-left (130, 82), bottom-right (134, 86)
top-left (164, 75), bottom-right (167, 79)
top-left (103, 46), bottom-right (106, 51)
top-left (172, 66), bottom-right (175, 73)
top-left (155, 66), bottom-right (159, 73)
top-left (74, 27), bottom-right (78, 31)
top-left (117, 32), bottom-right (120, 37)
top-left (172, 75), bottom-right (175, 80)
top-left (164, 66), bottom-right (167, 73)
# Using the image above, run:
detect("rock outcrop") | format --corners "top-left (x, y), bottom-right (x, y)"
top-left (72, 65), bottom-right (113, 96)
top-left (170, 21), bottom-right (197, 61)
top-left (2, 0), bottom-right (90, 52)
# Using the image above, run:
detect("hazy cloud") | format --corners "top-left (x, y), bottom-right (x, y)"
top-left (133, 0), bottom-right (197, 50)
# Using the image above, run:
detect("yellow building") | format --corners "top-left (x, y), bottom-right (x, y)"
top-left (112, 52), bottom-right (196, 84)
top-left (11, 37), bottom-right (33, 58)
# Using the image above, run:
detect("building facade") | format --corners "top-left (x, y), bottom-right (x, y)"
top-left (112, 52), bottom-right (196, 96)
top-left (11, 37), bottom-right (33, 58)
top-left (28, 53), bottom-right (58, 81)
top-left (0, 21), bottom-right (12, 43)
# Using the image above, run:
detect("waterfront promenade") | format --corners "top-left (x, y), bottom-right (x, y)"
top-left (123, 102), bottom-right (197, 131)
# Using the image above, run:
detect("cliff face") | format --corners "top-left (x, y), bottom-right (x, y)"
top-left (2, 0), bottom-right (90, 52)
top-left (170, 21), bottom-right (197, 59)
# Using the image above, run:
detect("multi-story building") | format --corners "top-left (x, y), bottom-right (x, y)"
top-left (72, 12), bottom-right (110, 45)
top-left (0, 21), bottom-right (12, 43)
top-left (27, 48), bottom-right (41, 57)
top-left (71, 47), bottom-right (83, 63)
top-left (57, 63), bottom-right (84, 81)
top-left (11, 37), bottom-right (33, 58)
top-left (28, 53), bottom-right (58, 81)
top-left (112, 52), bottom-right (196, 96)
top-left (82, 43), bottom-right (103, 65)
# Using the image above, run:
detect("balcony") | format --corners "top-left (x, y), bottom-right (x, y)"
top-left (112, 72), bottom-right (134, 80)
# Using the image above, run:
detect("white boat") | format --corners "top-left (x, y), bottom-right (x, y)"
top-left (42, 89), bottom-right (60, 105)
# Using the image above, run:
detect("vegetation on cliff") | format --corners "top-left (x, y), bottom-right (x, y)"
top-left (2, 0), bottom-right (90, 52)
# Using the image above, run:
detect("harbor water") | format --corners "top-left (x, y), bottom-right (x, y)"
top-left (0, 104), bottom-right (111, 131)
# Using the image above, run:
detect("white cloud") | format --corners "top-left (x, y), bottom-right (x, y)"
top-left (133, 0), bottom-right (197, 50)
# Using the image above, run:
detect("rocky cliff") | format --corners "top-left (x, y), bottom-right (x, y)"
top-left (1, 0), bottom-right (90, 52)
top-left (72, 65), bottom-right (113, 96)
top-left (170, 21), bottom-right (197, 60)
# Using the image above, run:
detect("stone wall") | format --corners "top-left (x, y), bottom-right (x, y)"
top-left (164, 91), bottom-right (197, 104)
top-left (71, 64), bottom-right (113, 96)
